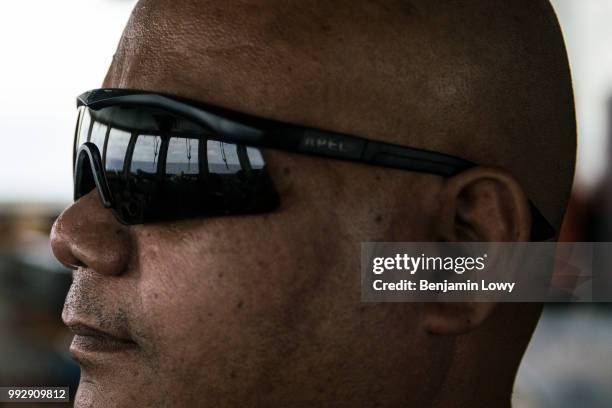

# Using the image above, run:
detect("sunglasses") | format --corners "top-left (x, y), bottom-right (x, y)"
top-left (74, 88), bottom-right (555, 240)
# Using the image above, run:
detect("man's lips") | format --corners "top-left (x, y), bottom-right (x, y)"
top-left (67, 322), bottom-right (138, 355)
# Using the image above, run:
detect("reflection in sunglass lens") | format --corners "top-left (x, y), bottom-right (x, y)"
top-left (74, 105), bottom-right (280, 224)
top-left (105, 128), bottom-right (131, 173)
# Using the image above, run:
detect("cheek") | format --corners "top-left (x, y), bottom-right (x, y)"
top-left (127, 215), bottom-right (342, 385)
top-left (133, 213), bottom-right (347, 327)
top-left (133, 220), bottom-right (280, 328)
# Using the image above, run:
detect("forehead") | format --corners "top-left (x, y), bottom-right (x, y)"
top-left (103, 0), bottom-right (461, 143)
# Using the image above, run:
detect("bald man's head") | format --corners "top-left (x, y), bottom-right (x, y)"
top-left (107, 0), bottom-right (575, 227)
top-left (54, 1), bottom-right (575, 406)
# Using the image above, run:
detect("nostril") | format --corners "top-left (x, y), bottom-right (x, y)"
top-left (72, 259), bottom-right (87, 269)
top-left (51, 245), bottom-right (83, 270)
top-left (50, 228), bottom-right (84, 271)
top-left (64, 260), bottom-right (85, 271)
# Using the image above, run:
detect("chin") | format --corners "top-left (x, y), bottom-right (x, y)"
top-left (74, 380), bottom-right (100, 408)
top-left (74, 376), bottom-right (139, 408)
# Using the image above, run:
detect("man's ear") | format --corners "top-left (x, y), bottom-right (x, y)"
top-left (435, 166), bottom-right (531, 242)
top-left (422, 166), bottom-right (531, 335)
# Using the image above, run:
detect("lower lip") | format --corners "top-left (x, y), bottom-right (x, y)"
top-left (70, 334), bottom-right (138, 354)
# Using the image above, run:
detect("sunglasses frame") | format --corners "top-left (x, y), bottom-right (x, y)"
top-left (75, 88), bottom-right (555, 240)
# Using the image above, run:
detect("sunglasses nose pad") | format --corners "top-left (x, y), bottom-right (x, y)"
top-left (74, 142), bottom-right (113, 208)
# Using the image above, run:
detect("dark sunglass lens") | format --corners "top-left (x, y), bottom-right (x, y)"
top-left (167, 137), bottom-right (200, 175)
top-left (161, 138), bottom-right (279, 218)
top-left (75, 105), bottom-right (279, 223)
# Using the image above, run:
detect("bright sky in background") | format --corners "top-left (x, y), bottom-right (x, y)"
top-left (0, 0), bottom-right (611, 203)
top-left (0, 0), bottom-right (137, 204)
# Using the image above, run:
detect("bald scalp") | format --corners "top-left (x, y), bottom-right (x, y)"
top-left (107, 0), bottom-right (575, 229)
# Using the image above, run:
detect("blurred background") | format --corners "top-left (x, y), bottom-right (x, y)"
top-left (0, 1), bottom-right (610, 407)
top-left (0, 1), bottom-right (137, 406)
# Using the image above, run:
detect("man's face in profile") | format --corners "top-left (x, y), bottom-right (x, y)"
top-left (51, 0), bottom-right (575, 406)
top-left (53, 143), bottom-right (439, 407)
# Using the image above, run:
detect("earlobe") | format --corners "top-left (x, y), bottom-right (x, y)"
top-left (421, 302), bottom-right (496, 335)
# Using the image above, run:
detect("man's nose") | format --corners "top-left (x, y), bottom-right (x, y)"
top-left (50, 190), bottom-right (132, 276)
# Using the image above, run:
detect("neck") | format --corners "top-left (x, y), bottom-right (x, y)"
top-left (427, 304), bottom-right (542, 407)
